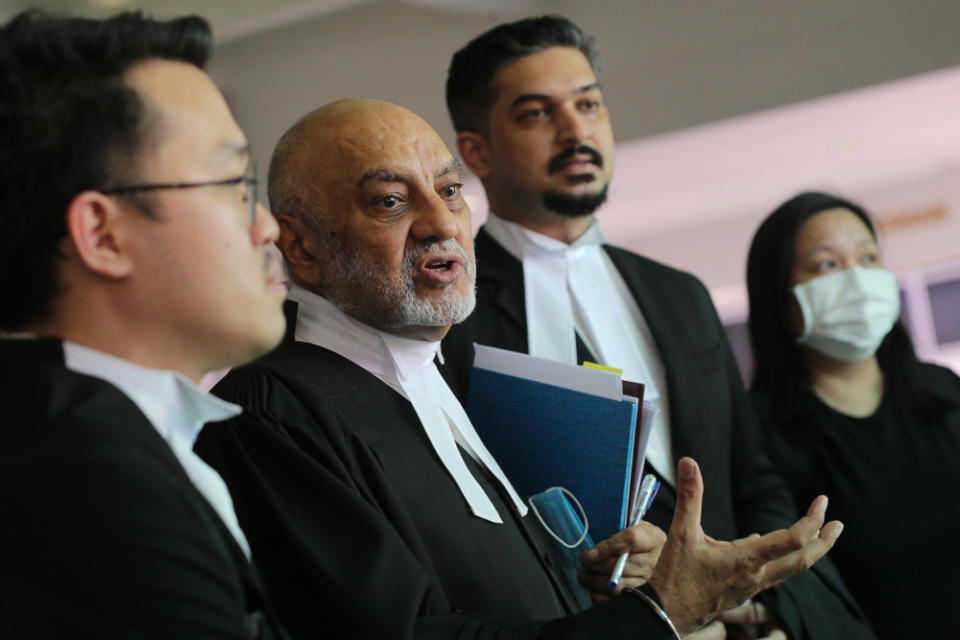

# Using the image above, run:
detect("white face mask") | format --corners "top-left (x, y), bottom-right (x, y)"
top-left (792, 266), bottom-right (900, 362)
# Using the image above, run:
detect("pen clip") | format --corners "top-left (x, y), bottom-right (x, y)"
top-left (630, 474), bottom-right (658, 525)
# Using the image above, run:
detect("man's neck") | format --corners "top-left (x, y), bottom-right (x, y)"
top-left (381, 323), bottom-right (451, 343)
top-left (805, 351), bottom-right (884, 417)
top-left (488, 207), bottom-right (594, 244)
top-left (25, 320), bottom-right (207, 383)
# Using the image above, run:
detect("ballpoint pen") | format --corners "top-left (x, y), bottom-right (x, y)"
top-left (608, 474), bottom-right (660, 589)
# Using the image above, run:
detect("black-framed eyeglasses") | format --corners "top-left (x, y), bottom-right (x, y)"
top-left (101, 162), bottom-right (258, 225)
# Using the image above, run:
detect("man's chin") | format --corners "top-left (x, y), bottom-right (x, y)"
top-left (542, 185), bottom-right (609, 218)
top-left (400, 288), bottom-right (476, 328)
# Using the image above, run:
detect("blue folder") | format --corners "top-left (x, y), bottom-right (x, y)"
top-left (468, 366), bottom-right (639, 541)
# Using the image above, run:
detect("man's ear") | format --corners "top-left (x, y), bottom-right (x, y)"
top-left (457, 131), bottom-right (491, 179)
top-left (65, 191), bottom-right (133, 279)
top-left (276, 214), bottom-right (324, 288)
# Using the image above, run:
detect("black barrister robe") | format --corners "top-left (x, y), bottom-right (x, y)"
top-left (440, 227), bottom-right (877, 639)
top-left (195, 304), bottom-right (679, 639)
top-left (0, 338), bottom-right (285, 639)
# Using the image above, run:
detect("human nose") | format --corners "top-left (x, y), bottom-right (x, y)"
top-left (250, 202), bottom-right (280, 246)
top-left (555, 104), bottom-right (588, 147)
top-left (410, 193), bottom-right (459, 243)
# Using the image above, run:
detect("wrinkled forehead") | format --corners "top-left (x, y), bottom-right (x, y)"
top-left (325, 111), bottom-right (456, 183)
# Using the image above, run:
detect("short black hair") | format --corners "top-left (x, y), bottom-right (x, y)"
top-left (746, 191), bottom-right (939, 427)
top-left (445, 15), bottom-right (599, 134)
top-left (0, 10), bottom-right (211, 331)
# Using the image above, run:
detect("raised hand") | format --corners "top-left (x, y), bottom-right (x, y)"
top-left (648, 458), bottom-right (843, 636)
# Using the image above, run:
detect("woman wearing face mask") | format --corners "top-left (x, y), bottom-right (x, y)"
top-left (746, 191), bottom-right (960, 638)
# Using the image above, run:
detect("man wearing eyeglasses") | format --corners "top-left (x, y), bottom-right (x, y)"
top-left (0, 11), bottom-right (287, 638)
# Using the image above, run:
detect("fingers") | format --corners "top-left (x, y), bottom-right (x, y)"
top-left (762, 630), bottom-right (788, 640)
top-left (735, 497), bottom-right (830, 566)
top-left (683, 620), bottom-right (727, 639)
top-left (581, 522), bottom-right (665, 570)
top-left (758, 519), bottom-right (843, 588)
top-left (717, 601), bottom-right (767, 624)
top-left (668, 457), bottom-right (703, 542)
top-left (819, 519), bottom-right (845, 545)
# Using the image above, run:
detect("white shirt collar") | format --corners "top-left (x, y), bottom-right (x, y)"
top-left (62, 342), bottom-right (241, 443)
top-left (287, 284), bottom-right (528, 522)
top-left (483, 210), bottom-right (607, 259)
top-left (287, 284), bottom-right (446, 387)
top-left (61, 342), bottom-right (252, 556)
top-left (480, 211), bottom-right (676, 485)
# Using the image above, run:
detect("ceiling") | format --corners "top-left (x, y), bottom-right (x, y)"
top-left (0, 0), bottom-right (544, 42)
top-left (8, 0), bottom-right (959, 142)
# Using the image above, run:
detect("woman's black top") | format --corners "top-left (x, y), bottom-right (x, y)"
top-left (752, 363), bottom-right (960, 638)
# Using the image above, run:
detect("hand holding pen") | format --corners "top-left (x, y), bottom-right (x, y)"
top-left (610, 474), bottom-right (661, 588)
top-left (578, 473), bottom-right (664, 601)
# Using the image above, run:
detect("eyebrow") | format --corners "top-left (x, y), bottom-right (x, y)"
top-left (438, 159), bottom-right (463, 178)
top-left (510, 82), bottom-right (602, 109)
top-left (356, 168), bottom-right (407, 189)
top-left (803, 238), bottom-right (878, 257)
top-left (356, 160), bottom-right (462, 190)
top-left (219, 140), bottom-right (250, 157)
top-left (215, 141), bottom-right (251, 170)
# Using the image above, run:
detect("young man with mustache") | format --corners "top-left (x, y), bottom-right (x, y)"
top-left (196, 98), bottom-right (843, 639)
top-left (440, 15), bottom-right (876, 640)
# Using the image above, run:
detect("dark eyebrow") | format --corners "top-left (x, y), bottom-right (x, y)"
top-left (356, 168), bottom-right (408, 190)
top-left (805, 237), bottom-right (878, 258)
top-left (357, 161), bottom-right (462, 190)
top-left (510, 83), bottom-right (602, 110)
top-left (437, 159), bottom-right (462, 179)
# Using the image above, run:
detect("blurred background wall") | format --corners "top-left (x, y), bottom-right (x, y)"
top-left (7, 0), bottom-right (960, 374)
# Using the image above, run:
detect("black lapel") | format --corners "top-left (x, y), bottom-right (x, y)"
top-left (601, 246), bottom-right (700, 472)
top-left (2, 339), bottom-right (274, 615)
top-left (474, 227), bottom-right (527, 340)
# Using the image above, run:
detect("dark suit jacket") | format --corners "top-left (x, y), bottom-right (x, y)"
top-left (195, 305), bottom-right (679, 640)
top-left (440, 227), bottom-right (876, 639)
top-left (0, 338), bottom-right (285, 639)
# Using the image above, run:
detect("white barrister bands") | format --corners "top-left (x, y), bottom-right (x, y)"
top-left (484, 212), bottom-right (676, 486)
top-left (288, 284), bottom-right (527, 523)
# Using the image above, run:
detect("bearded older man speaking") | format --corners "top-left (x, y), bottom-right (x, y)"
top-left (195, 99), bottom-right (842, 640)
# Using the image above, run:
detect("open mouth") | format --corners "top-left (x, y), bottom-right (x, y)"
top-left (416, 254), bottom-right (464, 285)
top-left (424, 258), bottom-right (455, 272)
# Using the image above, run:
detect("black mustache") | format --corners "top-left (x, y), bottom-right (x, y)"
top-left (548, 145), bottom-right (604, 174)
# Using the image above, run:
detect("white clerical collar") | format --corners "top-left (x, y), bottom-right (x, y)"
top-left (288, 284), bottom-right (444, 392)
top-left (287, 284), bottom-right (528, 522)
top-left (481, 211), bottom-right (675, 485)
top-left (288, 284), bottom-right (402, 382)
top-left (63, 342), bottom-right (241, 445)
top-left (61, 341), bottom-right (252, 555)
top-left (483, 210), bottom-right (607, 259)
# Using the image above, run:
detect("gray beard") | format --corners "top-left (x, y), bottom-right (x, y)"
top-left (323, 238), bottom-right (476, 331)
